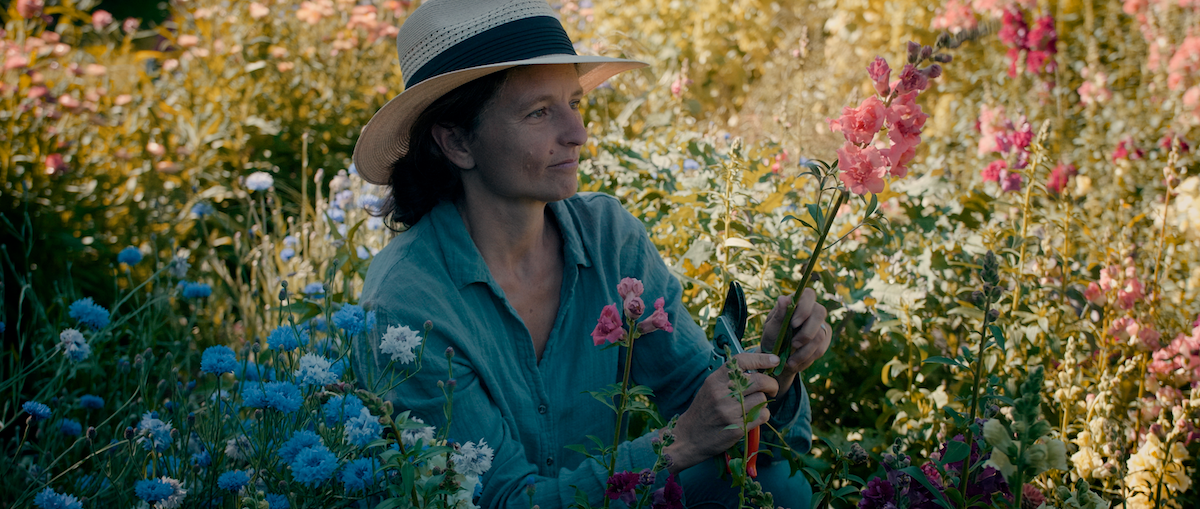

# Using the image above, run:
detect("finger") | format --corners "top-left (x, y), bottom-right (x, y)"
top-left (791, 306), bottom-right (828, 350)
top-left (790, 288), bottom-right (817, 329)
top-left (760, 296), bottom-right (791, 350)
top-left (744, 393), bottom-right (771, 427)
top-left (789, 324), bottom-right (832, 372)
top-left (745, 373), bottom-right (779, 398)
top-left (733, 352), bottom-right (781, 371)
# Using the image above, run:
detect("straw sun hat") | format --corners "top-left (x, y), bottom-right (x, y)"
top-left (352, 0), bottom-right (647, 186)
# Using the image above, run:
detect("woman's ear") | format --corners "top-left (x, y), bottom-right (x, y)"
top-left (430, 124), bottom-right (475, 170)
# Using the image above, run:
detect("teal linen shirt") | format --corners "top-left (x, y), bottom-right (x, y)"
top-left (352, 193), bottom-right (812, 508)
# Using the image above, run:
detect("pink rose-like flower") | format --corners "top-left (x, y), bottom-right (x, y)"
top-left (617, 277), bottom-right (644, 301)
top-left (17, 0), bottom-right (44, 19)
top-left (92, 9), bottom-right (113, 30)
top-left (1001, 170), bottom-right (1023, 192)
top-left (623, 295), bottom-right (645, 321)
top-left (998, 8), bottom-right (1028, 48)
top-left (122, 18), bottom-right (140, 34)
top-left (931, 0), bottom-right (977, 34)
top-left (44, 153), bottom-right (65, 175)
top-left (1046, 162), bottom-right (1077, 194)
top-left (866, 57), bottom-right (891, 97)
top-left (828, 95), bottom-right (888, 146)
top-left (1084, 282), bottom-right (1105, 304)
top-left (981, 160), bottom-right (1006, 182)
top-left (837, 143), bottom-right (887, 195)
top-left (1117, 278), bottom-right (1144, 310)
top-left (892, 64), bottom-right (929, 96)
top-left (592, 303), bottom-right (625, 346)
top-left (1168, 35), bottom-right (1200, 91)
top-left (638, 298), bottom-right (674, 335)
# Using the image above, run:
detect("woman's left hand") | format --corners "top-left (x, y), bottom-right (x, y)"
top-left (759, 288), bottom-right (831, 399)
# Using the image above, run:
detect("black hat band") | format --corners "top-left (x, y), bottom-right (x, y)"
top-left (404, 15), bottom-right (578, 88)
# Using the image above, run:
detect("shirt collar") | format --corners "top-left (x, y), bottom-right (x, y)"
top-left (431, 198), bottom-right (592, 290)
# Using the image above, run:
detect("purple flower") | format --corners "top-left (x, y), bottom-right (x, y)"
top-left (605, 471), bottom-right (640, 506)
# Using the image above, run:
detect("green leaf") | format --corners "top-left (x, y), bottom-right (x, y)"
top-left (865, 193), bottom-right (879, 218)
top-left (939, 440), bottom-right (970, 466)
top-left (806, 203), bottom-right (824, 227)
top-left (923, 356), bottom-right (963, 368)
top-left (988, 324), bottom-right (1007, 351)
top-left (833, 485), bottom-right (858, 498)
top-left (900, 466), bottom-right (954, 509)
top-left (724, 424), bottom-right (743, 430)
top-left (374, 498), bottom-right (404, 509)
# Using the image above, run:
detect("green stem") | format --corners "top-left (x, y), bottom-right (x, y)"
top-left (607, 328), bottom-right (639, 480)
top-left (958, 297), bottom-right (994, 508)
top-left (772, 189), bottom-right (848, 374)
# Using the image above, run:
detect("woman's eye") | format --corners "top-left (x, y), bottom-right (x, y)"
top-left (570, 100), bottom-right (581, 110)
top-left (528, 108), bottom-right (547, 118)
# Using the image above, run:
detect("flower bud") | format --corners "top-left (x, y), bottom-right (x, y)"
top-left (847, 443), bottom-right (869, 464)
top-left (254, 409), bottom-right (263, 420)
top-left (972, 290), bottom-right (984, 305)
top-left (124, 426), bottom-right (135, 439)
top-left (935, 32), bottom-right (951, 48)
top-left (445, 346), bottom-right (454, 359)
top-left (424, 320), bottom-right (434, 331)
top-left (933, 53), bottom-right (953, 63)
top-left (86, 426), bottom-right (97, 441)
top-left (987, 309), bottom-right (1001, 321)
top-left (925, 64), bottom-right (942, 79)
top-left (118, 359), bottom-right (131, 373)
top-left (187, 413), bottom-right (196, 427)
top-left (279, 288), bottom-right (288, 301)
top-left (919, 45), bottom-right (933, 62)
top-left (447, 378), bottom-right (457, 390)
top-left (907, 41), bottom-right (920, 63)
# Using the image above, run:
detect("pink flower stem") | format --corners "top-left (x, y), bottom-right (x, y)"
top-left (770, 189), bottom-right (849, 375)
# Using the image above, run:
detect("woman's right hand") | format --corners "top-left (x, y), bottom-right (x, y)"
top-left (664, 353), bottom-right (781, 474)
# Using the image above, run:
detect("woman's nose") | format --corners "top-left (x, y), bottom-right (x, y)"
top-left (560, 106), bottom-right (587, 147)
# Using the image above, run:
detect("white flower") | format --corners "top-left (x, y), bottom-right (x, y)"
top-left (401, 416), bottom-right (436, 448)
top-left (246, 171), bottom-right (274, 192)
top-left (59, 328), bottom-right (91, 361)
top-left (157, 476), bottom-right (188, 509)
top-left (294, 353), bottom-right (338, 386)
top-left (1071, 446), bottom-right (1103, 479)
top-left (452, 439), bottom-right (494, 477)
top-left (380, 325), bottom-right (422, 364)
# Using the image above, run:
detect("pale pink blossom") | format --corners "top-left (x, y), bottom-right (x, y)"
top-left (92, 9), bottom-right (114, 30)
top-left (1117, 278), bottom-right (1144, 309)
top-left (592, 304), bottom-right (626, 345)
top-left (178, 35), bottom-right (199, 48)
top-left (637, 298), bottom-right (674, 335)
top-left (1045, 162), bottom-right (1076, 194)
top-left (122, 18), bottom-right (140, 34)
top-left (249, 2), bottom-right (270, 19)
top-left (115, 94), bottom-right (132, 106)
top-left (83, 64), bottom-right (107, 76)
top-left (16, 0), bottom-right (44, 19)
top-left (623, 295), bottom-right (645, 321)
top-left (44, 153), bottom-right (65, 175)
top-left (866, 57), bottom-right (891, 97)
top-left (617, 277), bottom-right (644, 301)
top-left (147, 141), bottom-right (166, 157)
top-left (57, 94), bottom-right (81, 109)
top-left (836, 143), bottom-right (887, 195)
top-left (1084, 282), bottom-right (1105, 304)
top-left (981, 160), bottom-right (1006, 182)
top-left (977, 104), bottom-right (1007, 156)
top-left (27, 86), bottom-right (48, 99)
top-left (1168, 35), bottom-right (1200, 91)
top-left (932, 0), bottom-right (978, 34)
top-left (277, 62), bottom-right (295, 72)
top-left (828, 95), bottom-right (888, 145)
top-left (4, 53), bottom-right (29, 71)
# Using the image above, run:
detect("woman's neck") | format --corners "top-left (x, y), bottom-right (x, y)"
top-left (455, 195), bottom-right (559, 279)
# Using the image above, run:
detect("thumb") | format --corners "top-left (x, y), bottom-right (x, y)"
top-left (733, 353), bottom-right (781, 371)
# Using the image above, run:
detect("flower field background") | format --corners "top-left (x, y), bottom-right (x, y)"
top-left (1, 0), bottom-right (1198, 507)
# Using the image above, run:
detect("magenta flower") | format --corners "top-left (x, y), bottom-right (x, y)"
top-left (650, 474), bottom-right (683, 509)
top-left (1001, 171), bottom-right (1023, 192)
top-left (637, 298), bottom-right (674, 335)
top-left (892, 64), bottom-right (929, 96)
top-left (1045, 162), bottom-right (1077, 194)
top-left (981, 160), bottom-right (1006, 182)
top-left (829, 96), bottom-right (888, 145)
top-left (623, 295), bottom-right (645, 321)
top-left (866, 57), bottom-right (891, 97)
top-left (592, 304), bottom-right (626, 345)
top-left (605, 471), bottom-right (639, 505)
top-left (617, 277), bottom-right (644, 301)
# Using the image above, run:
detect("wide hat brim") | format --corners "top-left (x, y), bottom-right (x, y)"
top-left (353, 54), bottom-right (646, 186)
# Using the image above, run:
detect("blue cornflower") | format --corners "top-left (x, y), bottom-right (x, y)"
top-left (367, 216), bottom-right (383, 231)
top-left (279, 430), bottom-right (323, 464)
top-left (134, 478), bottom-right (175, 503)
top-left (302, 282), bottom-right (325, 298)
top-left (217, 470), bottom-right (251, 492)
top-left (341, 457), bottom-right (381, 492)
top-left (136, 412), bottom-right (174, 452)
top-left (76, 473), bottom-right (112, 493)
top-left (117, 246), bottom-right (143, 266)
top-left (266, 325), bottom-right (309, 351)
top-left (326, 208), bottom-right (345, 223)
top-left (191, 202), bottom-right (215, 217)
top-left (309, 316), bottom-right (328, 332)
top-left (291, 444), bottom-right (339, 487)
top-left (280, 247), bottom-right (296, 262)
top-left (343, 408), bottom-right (383, 448)
top-left (58, 418), bottom-right (82, 436)
top-left (357, 194), bottom-right (383, 211)
top-left (347, 162), bottom-right (358, 175)
top-left (322, 394), bottom-right (365, 426)
top-left (191, 450), bottom-right (212, 468)
top-left (246, 171), bottom-right (274, 192)
top-left (58, 328), bottom-right (91, 362)
top-left (182, 282), bottom-right (212, 299)
top-left (33, 487), bottom-right (83, 509)
top-left (68, 297), bottom-right (109, 330)
top-left (284, 235), bottom-right (299, 247)
top-left (238, 360), bottom-right (275, 382)
top-left (683, 158), bottom-right (701, 170)
top-left (200, 345), bottom-right (237, 374)
top-left (294, 354), bottom-right (338, 386)
top-left (23, 400), bottom-right (51, 420)
top-left (265, 493), bottom-right (290, 509)
top-left (79, 394), bottom-right (104, 410)
top-left (356, 245), bottom-right (370, 260)
top-left (365, 310), bottom-right (376, 331)
top-left (332, 304), bottom-right (367, 336)
top-left (330, 358), bottom-right (347, 379)
top-left (242, 381), bottom-right (302, 413)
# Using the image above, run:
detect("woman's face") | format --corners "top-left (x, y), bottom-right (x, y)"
top-left (455, 64), bottom-right (587, 208)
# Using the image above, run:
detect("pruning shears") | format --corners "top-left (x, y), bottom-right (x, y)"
top-left (712, 281), bottom-right (760, 478)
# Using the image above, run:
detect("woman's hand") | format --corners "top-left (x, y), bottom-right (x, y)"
top-left (760, 288), bottom-right (831, 401)
top-left (665, 353), bottom-right (780, 473)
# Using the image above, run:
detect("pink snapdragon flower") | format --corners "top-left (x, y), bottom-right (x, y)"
top-left (44, 153), bottom-right (65, 176)
top-left (1084, 282), bottom-right (1105, 304)
top-left (931, 0), bottom-right (977, 34)
top-left (605, 471), bottom-right (639, 506)
top-left (92, 9), bottom-right (113, 30)
top-left (617, 277), bottom-right (644, 301)
top-left (867, 57), bottom-right (891, 97)
top-left (592, 304), bottom-right (625, 345)
top-left (1117, 278), bottom-right (1144, 310)
top-left (1045, 162), bottom-right (1077, 194)
top-left (977, 105), bottom-right (1008, 156)
top-left (828, 96), bottom-right (889, 145)
top-left (892, 64), bottom-right (929, 96)
top-left (1001, 170), bottom-right (1023, 192)
top-left (624, 295), bottom-right (645, 321)
top-left (981, 160), bottom-right (1006, 182)
top-left (1168, 35), bottom-right (1200, 91)
top-left (17, 0), bottom-right (43, 19)
top-left (836, 143), bottom-right (887, 195)
top-left (638, 298), bottom-right (674, 334)
top-left (1113, 138), bottom-right (1144, 161)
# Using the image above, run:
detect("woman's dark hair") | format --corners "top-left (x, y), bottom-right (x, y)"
top-left (376, 69), bottom-right (511, 230)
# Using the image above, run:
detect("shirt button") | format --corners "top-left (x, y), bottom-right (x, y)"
top-left (537, 404), bottom-right (548, 415)
top-left (546, 457), bottom-right (554, 466)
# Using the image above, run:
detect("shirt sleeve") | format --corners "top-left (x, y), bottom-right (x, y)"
top-left (354, 302), bottom-right (667, 509)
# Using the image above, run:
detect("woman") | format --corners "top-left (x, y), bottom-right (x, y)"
top-left (350, 0), bottom-right (833, 507)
